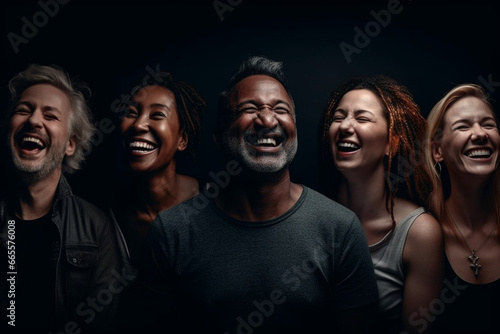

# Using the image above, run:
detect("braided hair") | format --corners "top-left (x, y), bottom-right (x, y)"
top-left (320, 75), bottom-right (432, 225)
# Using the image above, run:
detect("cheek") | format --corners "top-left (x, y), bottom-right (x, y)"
top-left (119, 119), bottom-right (133, 135)
top-left (8, 116), bottom-right (23, 133)
top-left (489, 130), bottom-right (500, 149)
top-left (156, 121), bottom-right (182, 141)
top-left (156, 122), bottom-right (170, 134)
top-left (280, 117), bottom-right (297, 135)
top-left (328, 123), bottom-right (338, 145)
top-left (229, 115), bottom-right (253, 135)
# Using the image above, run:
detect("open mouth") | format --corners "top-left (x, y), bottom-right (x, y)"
top-left (465, 148), bottom-right (492, 159)
top-left (337, 141), bottom-right (360, 152)
top-left (246, 134), bottom-right (284, 148)
top-left (17, 135), bottom-right (47, 151)
top-left (128, 140), bottom-right (158, 152)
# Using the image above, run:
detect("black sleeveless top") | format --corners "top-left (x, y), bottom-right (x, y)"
top-left (433, 256), bottom-right (500, 333)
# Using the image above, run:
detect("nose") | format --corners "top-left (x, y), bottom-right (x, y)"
top-left (471, 123), bottom-right (488, 142)
top-left (27, 109), bottom-right (43, 128)
top-left (131, 113), bottom-right (149, 132)
top-left (338, 116), bottom-right (354, 133)
top-left (255, 107), bottom-right (279, 129)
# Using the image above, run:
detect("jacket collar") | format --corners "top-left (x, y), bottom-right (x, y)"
top-left (1, 174), bottom-right (72, 238)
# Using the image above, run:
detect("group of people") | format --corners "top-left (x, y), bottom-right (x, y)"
top-left (0, 55), bottom-right (498, 333)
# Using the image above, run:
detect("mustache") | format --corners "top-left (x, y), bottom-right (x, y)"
top-left (244, 127), bottom-right (286, 140)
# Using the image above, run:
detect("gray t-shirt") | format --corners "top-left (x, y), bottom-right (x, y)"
top-left (369, 207), bottom-right (425, 333)
top-left (139, 186), bottom-right (378, 333)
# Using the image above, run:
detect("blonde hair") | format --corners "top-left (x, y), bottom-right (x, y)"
top-left (425, 83), bottom-right (500, 227)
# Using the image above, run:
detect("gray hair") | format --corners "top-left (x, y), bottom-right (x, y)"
top-left (7, 64), bottom-right (95, 173)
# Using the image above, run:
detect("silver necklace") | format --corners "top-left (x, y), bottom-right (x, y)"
top-left (449, 212), bottom-right (497, 278)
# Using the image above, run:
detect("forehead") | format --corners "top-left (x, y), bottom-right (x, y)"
top-left (339, 89), bottom-right (384, 112)
top-left (444, 96), bottom-right (494, 122)
top-left (132, 85), bottom-right (176, 105)
top-left (18, 83), bottom-right (70, 111)
top-left (229, 75), bottom-right (292, 106)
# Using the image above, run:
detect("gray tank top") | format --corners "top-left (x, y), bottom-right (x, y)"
top-left (369, 207), bottom-right (425, 332)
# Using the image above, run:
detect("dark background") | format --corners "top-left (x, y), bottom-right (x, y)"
top-left (1, 0), bottom-right (499, 209)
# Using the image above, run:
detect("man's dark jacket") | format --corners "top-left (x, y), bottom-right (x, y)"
top-left (0, 175), bottom-right (127, 332)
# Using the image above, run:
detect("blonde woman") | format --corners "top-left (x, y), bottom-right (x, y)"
top-left (425, 83), bottom-right (500, 332)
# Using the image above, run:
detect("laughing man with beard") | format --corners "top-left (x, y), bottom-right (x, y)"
top-left (133, 56), bottom-right (379, 333)
top-left (0, 65), bottom-right (122, 333)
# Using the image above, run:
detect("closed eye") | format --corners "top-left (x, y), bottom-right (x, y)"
top-left (332, 111), bottom-right (346, 122)
top-left (483, 122), bottom-right (498, 129)
top-left (240, 107), bottom-right (259, 114)
top-left (273, 107), bottom-right (290, 115)
top-left (151, 111), bottom-right (167, 119)
top-left (14, 107), bottom-right (31, 115)
top-left (126, 108), bottom-right (138, 118)
top-left (44, 113), bottom-right (59, 121)
top-left (453, 124), bottom-right (469, 131)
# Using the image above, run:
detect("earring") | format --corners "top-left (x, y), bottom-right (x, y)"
top-left (434, 161), bottom-right (442, 177)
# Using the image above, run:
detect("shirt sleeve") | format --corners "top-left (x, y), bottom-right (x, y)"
top-left (332, 214), bottom-right (379, 311)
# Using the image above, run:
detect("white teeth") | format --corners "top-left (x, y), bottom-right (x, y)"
top-left (257, 138), bottom-right (277, 146)
top-left (129, 141), bottom-right (155, 150)
top-left (338, 142), bottom-right (360, 149)
top-left (22, 136), bottom-right (44, 147)
top-left (467, 149), bottom-right (491, 158)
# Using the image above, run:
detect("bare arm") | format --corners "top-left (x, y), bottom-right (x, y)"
top-left (402, 213), bottom-right (444, 334)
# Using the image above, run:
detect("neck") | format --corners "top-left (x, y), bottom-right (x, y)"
top-left (131, 168), bottom-right (185, 216)
top-left (446, 175), bottom-right (496, 230)
top-left (338, 165), bottom-right (389, 223)
top-left (216, 167), bottom-right (300, 221)
top-left (13, 168), bottom-right (61, 220)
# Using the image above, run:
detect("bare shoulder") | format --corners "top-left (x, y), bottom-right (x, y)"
top-left (408, 212), bottom-right (442, 244)
top-left (394, 197), bottom-right (441, 239)
top-left (404, 212), bottom-right (443, 263)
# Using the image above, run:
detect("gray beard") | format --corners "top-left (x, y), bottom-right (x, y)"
top-left (222, 133), bottom-right (298, 173)
top-left (9, 140), bottom-right (67, 182)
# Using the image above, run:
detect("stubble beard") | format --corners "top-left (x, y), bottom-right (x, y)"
top-left (222, 132), bottom-right (298, 173)
top-left (9, 138), bottom-right (68, 182)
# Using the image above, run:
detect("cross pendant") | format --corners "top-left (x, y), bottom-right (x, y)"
top-left (468, 250), bottom-right (481, 278)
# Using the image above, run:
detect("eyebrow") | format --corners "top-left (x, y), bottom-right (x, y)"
top-left (128, 102), bottom-right (171, 111)
top-left (334, 108), bottom-right (375, 116)
top-left (451, 116), bottom-right (497, 126)
top-left (149, 103), bottom-right (171, 110)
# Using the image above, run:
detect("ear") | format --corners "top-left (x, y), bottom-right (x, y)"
top-left (65, 136), bottom-right (76, 157)
top-left (432, 140), bottom-right (444, 163)
top-left (177, 131), bottom-right (188, 152)
top-left (385, 135), bottom-right (400, 157)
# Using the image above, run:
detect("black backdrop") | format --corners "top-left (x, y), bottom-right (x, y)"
top-left (2, 0), bottom-right (499, 209)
